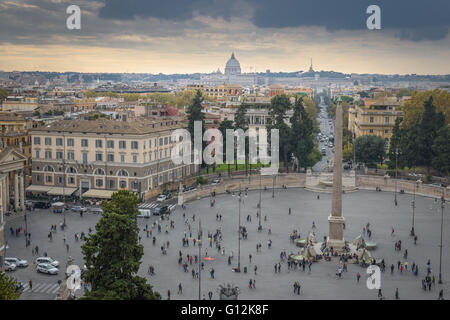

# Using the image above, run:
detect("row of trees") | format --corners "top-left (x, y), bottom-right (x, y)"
top-left (388, 96), bottom-right (449, 176)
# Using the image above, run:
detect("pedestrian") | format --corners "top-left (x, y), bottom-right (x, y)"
top-left (167, 290), bottom-right (171, 300)
top-left (178, 283), bottom-right (182, 294)
top-left (249, 253), bottom-right (252, 263)
top-left (29, 279), bottom-right (33, 292)
top-left (356, 272), bottom-right (361, 283)
top-left (438, 289), bottom-right (444, 300)
top-left (391, 227), bottom-right (394, 236)
top-left (66, 244), bottom-right (70, 252)
top-left (288, 208), bottom-right (291, 215)
top-left (274, 264), bottom-right (277, 273)
top-left (208, 291), bottom-right (213, 300)
top-left (378, 289), bottom-right (383, 299)
top-left (253, 279), bottom-right (256, 289)
top-left (254, 265), bottom-right (257, 275)
top-left (63, 236), bottom-right (66, 244)
top-left (391, 264), bottom-right (394, 274)
top-left (249, 279), bottom-right (252, 289)
top-left (414, 235), bottom-right (418, 245)
top-left (395, 288), bottom-right (399, 300)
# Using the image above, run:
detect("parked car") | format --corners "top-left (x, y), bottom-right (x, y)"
top-left (5, 257), bottom-right (28, 267)
top-left (71, 206), bottom-right (87, 213)
top-left (5, 261), bottom-right (16, 271)
top-left (89, 207), bottom-right (103, 214)
top-left (212, 179), bottom-right (221, 185)
top-left (36, 257), bottom-right (59, 268)
top-left (156, 194), bottom-right (167, 202)
top-left (153, 205), bottom-right (169, 216)
top-left (137, 209), bottom-right (151, 218)
top-left (165, 193), bottom-right (173, 199)
top-left (36, 263), bottom-right (59, 275)
top-left (33, 201), bottom-right (51, 209)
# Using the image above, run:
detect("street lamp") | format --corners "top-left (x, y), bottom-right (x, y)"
top-left (258, 171), bottom-right (262, 231)
top-left (394, 147), bottom-right (398, 206)
top-left (438, 194), bottom-right (445, 284)
top-left (198, 218), bottom-right (202, 300)
top-left (410, 179), bottom-right (421, 236)
top-left (237, 184), bottom-right (242, 272)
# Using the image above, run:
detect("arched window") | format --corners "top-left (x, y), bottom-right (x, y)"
top-left (94, 168), bottom-right (105, 175)
top-left (117, 169), bottom-right (129, 177)
top-left (44, 165), bottom-right (55, 172)
top-left (66, 167), bottom-right (77, 174)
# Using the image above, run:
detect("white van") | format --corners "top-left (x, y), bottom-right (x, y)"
top-left (137, 209), bottom-right (151, 218)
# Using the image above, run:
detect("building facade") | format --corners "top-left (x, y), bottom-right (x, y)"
top-left (1, 96), bottom-right (39, 112)
top-left (28, 118), bottom-right (196, 199)
top-left (348, 100), bottom-right (404, 148)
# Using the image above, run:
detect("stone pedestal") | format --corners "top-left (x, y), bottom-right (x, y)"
top-left (327, 215), bottom-right (345, 249)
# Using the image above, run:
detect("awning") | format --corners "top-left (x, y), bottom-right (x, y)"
top-left (82, 189), bottom-right (115, 199)
top-left (47, 187), bottom-right (77, 196)
top-left (26, 185), bottom-right (51, 193)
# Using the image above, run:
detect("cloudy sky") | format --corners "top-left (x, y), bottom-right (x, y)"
top-left (0, 0), bottom-right (449, 74)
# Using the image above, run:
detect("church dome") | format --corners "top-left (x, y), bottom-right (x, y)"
top-left (225, 53), bottom-right (241, 75)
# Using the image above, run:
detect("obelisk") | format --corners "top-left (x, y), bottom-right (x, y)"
top-left (327, 97), bottom-right (345, 249)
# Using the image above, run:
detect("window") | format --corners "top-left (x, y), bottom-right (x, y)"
top-left (44, 165), bottom-right (55, 172)
top-left (119, 140), bottom-right (126, 149)
top-left (82, 152), bottom-right (88, 164)
top-left (385, 130), bottom-right (389, 134)
top-left (81, 139), bottom-right (88, 147)
top-left (164, 137), bottom-right (168, 145)
top-left (132, 154), bottom-right (137, 163)
top-left (35, 150), bottom-right (40, 159)
top-left (159, 138), bottom-right (163, 146)
top-left (107, 154), bottom-right (114, 162)
top-left (108, 180), bottom-right (115, 188)
top-left (369, 116), bottom-right (374, 123)
top-left (369, 129), bottom-right (374, 133)
top-left (56, 151), bottom-right (63, 159)
top-left (68, 177), bottom-right (75, 184)
top-left (96, 179), bottom-right (103, 187)
top-left (45, 137), bottom-right (51, 145)
top-left (131, 141), bottom-right (138, 149)
top-left (67, 151), bottom-right (74, 160)
top-left (107, 140), bottom-right (114, 148)
top-left (58, 176), bottom-right (63, 184)
top-left (46, 175), bottom-right (52, 183)
top-left (96, 140), bottom-right (103, 148)
top-left (149, 140), bottom-right (152, 148)
top-left (67, 138), bottom-right (74, 147)
top-left (36, 175), bottom-right (40, 182)
top-left (94, 168), bottom-right (105, 175)
top-left (119, 180), bottom-right (127, 189)
top-left (120, 154), bottom-right (125, 163)
top-left (56, 138), bottom-right (63, 146)
top-left (34, 137), bottom-right (41, 145)
top-left (385, 117), bottom-right (390, 124)
top-left (149, 153), bottom-right (152, 161)
top-left (67, 167), bottom-right (77, 174)
top-left (118, 169), bottom-right (129, 176)
top-left (96, 153), bottom-right (103, 161)
top-left (45, 151), bottom-right (52, 159)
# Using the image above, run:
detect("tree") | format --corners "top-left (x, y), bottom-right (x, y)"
top-left (81, 190), bottom-right (161, 300)
top-left (218, 119), bottom-right (234, 176)
top-left (186, 90), bottom-right (205, 173)
top-left (0, 271), bottom-right (20, 300)
top-left (354, 135), bottom-right (386, 165)
top-left (233, 104), bottom-right (249, 173)
top-left (432, 125), bottom-right (450, 177)
top-left (388, 118), bottom-right (406, 169)
top-left (268, 94), bottom-right (293, 172)
top-left (417, 96), bottom-right (446, 171)
top-left (290, 97), bottom-right (314, 170)
top-left (0, 88), bottom-right (8, 101)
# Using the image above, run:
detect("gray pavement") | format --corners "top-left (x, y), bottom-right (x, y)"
top-left (4, 188), bottom-right (449, 300)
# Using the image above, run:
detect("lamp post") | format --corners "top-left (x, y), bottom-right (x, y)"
top-left (410, 180), bottom-right (420, 236)
top-left (258, 172), bottom-right (262, 231)
top-left (394, 147), bottom-right (398, 206)
top-left (438, 194), bottom-right (445, 284)
top-left (237, 184), bottom-right (241, 272)
top-left (198, 218), bottom-right (202, 299)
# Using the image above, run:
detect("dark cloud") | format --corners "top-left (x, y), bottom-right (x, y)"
top-left (98, 0), bottom-right (450, 41)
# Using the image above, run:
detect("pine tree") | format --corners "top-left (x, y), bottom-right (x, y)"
top-left (268, 94), bottom-right (293, 172)
top-left (218, 119), bottom-right (234, 176)
top-left (0, 271), bottom-right (20, 300)
top-left (432, 125), bottom-right (450, 177)
top-left (81, 190), bottom-right (161, 300)
top-left (290, 97), bottom-right (314, 171)
top-left (186, 90), bottom-right (205, 172)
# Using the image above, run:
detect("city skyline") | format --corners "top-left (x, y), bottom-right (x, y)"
top-left (0, 0), bottom-right (449, 75)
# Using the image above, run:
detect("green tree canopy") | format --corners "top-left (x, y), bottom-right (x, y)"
top-left (0, 271), bottom-right (21, 300)
top-left (432, 125), bottom-right (450, 176)
top-left (355, 135), bottom-right (386, 165)
top-left (81, 190), bottom-right (160, 300)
